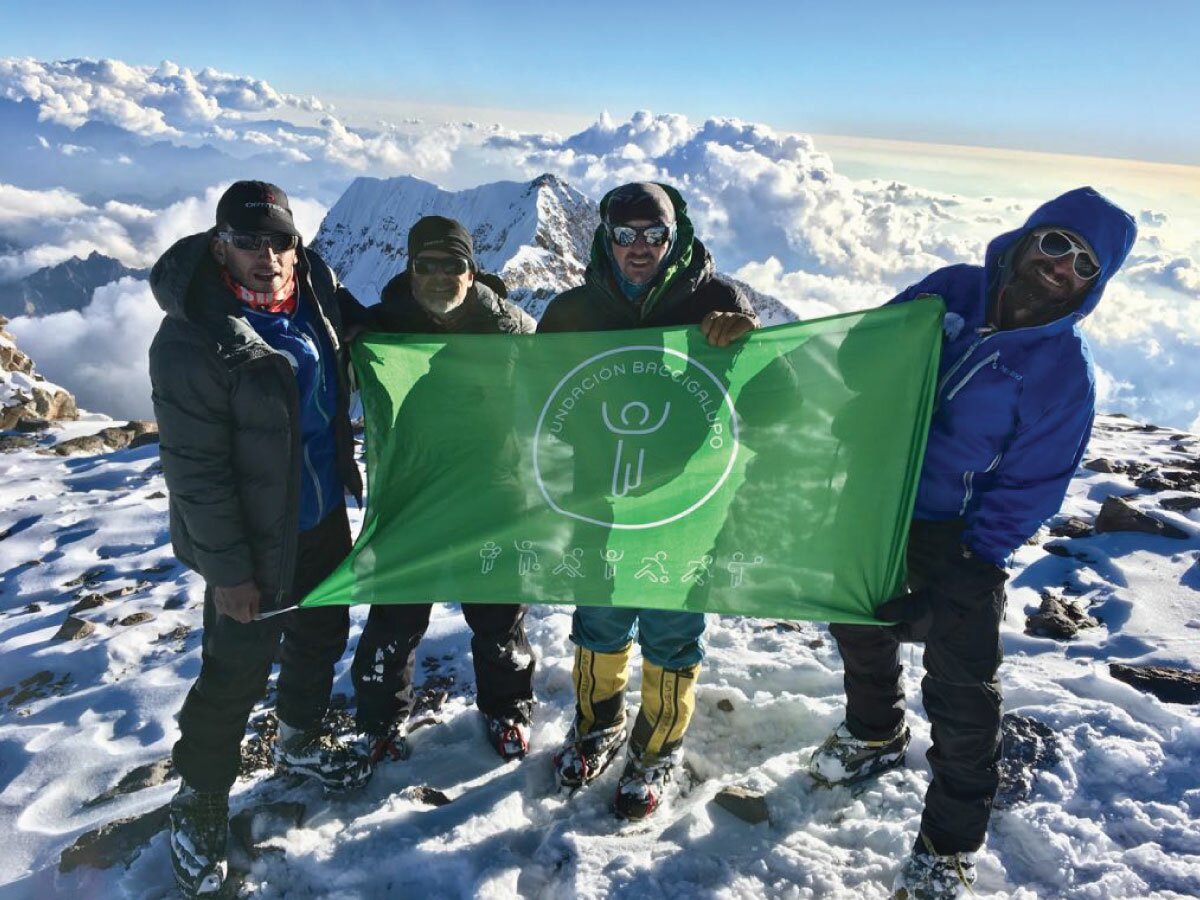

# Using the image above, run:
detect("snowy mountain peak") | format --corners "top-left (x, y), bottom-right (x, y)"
top-left (310, 173), bottom-right (598, 313)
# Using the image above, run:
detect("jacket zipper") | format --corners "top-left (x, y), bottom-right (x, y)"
top-left (935, 329), bottom-right (996, 402)
top-left (944, 351), bottom-right (1001, 402)
top-left (960, 452), bottom-right (1003, 515)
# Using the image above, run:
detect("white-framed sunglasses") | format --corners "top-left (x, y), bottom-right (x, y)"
top-left (1036, 230), bottom-right (1100, 280)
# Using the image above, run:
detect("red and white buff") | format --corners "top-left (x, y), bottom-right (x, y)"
top-left (221, 269), bottom-right (297, 315)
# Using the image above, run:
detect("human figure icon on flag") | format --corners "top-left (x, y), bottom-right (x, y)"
top-left (602, 399), bottom-right (672, 497)
top-left (514, 540), bottom-right (541, 576)
top-left (479, 541), bottom-right (501, 575)
top-left (635, 551), bottom-right (670, 583)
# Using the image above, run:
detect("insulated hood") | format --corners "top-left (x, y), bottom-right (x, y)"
top-left (984, 186), bottom-right (1137, 323)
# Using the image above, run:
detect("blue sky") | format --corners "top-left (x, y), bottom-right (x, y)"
top-left (2, 0), bottom-right (1196, 165)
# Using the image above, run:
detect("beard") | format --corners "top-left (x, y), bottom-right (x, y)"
top-left (997, 256), bottom-right (1089, 329)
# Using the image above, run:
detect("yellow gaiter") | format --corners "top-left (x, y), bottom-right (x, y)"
top-left (573, 643), bottom-right (633, 736)
top-left (632, 660), bottom-right (700, 758)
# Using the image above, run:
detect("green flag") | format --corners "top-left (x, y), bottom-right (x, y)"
top-left (302, 296), bottom-right (944, 623)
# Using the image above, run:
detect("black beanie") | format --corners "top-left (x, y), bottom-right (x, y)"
top-left (604, 183), bottom-right (676, 226)
top-left (407, 216), bottom-right (475, 265)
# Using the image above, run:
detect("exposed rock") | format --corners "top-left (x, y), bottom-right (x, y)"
top-left (1043, 543), bottom-right (1076, 558)
top-left (1025, 593), bottom-right (1100, 639)
top-left (995, 714), bottom-right (1062, 809)
top-left (128, 430), bottom-right (161, 449)
top-left (44, 434), bottom-right (105, 456)
top-left (97, 420), bottom-right (157, 450)
top-left (44, 421), bottom-right (158, 457)
top-left (1049, 517), bottom-right (1093, 539)
top-left (1135, 468), bottom-right (1200, 493)
top-left (64, 567), bottom-right (107, 588)
top-left (1161, 495), bottom-right (1200, 513)
top-left (0, 251), bottom-right (149, 319)
top-left (1109, 664), bottom-right (1200, 705)
top-left (1095, 496), bottom-right (1188, 540)
top-left (1084, 458), bottom-right (1121, 474)
top-left (83, 758), bottom-right (176, 809)
top-left (0, 342), bottom-right (32, 375)
top-left (69, 593), bottom-right (106, 614)
top-left (14, 416), bottom-right (50, 432)
top-left (0, 381), bottom-right (77, 430)
top-left (58, 804), bottom-right (169, 872)
top-left (6, 670), bottom-right (71, 709)
top-left (156, 625), bottom-right (191, 643)
top-left (117, 612), bottom-right (154, 627)
top-left (0, 434), bottom-right (37, 453)
top-left (409, 785), bottom-right (452, 807)
top-left (53, 616), bottom-right (95, 641)
top-left (146, 490), bottom-right (166, 500)
top-left (241, 711), bottom-right (280, 778)
top-left (712, 785), bottom-right (770, 824)
top-left (717, 698), bottom-right (736, 713)
top-left (23, 602), bottom-right (41, 614)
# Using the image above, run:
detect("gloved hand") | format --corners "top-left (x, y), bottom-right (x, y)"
top-left (875, 586), bottom-right (934, 642)
top-left (874, 545), bottom-right (1008, 642)
top-left (876, 586), bottom-right (933, 624)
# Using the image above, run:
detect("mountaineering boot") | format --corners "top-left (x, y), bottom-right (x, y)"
top-left (554, 721), bottom-right (627, 790)
top-left (892, 833), bottom-right (978, 899)
top-left (360, 722), bottom-right (411, 767)
top-left (809, 720), bottom-right (910, 786)
top-left (614, 741), bottom-right (684, 820)
top-left (485, 714), bottom-right (531, 761)
top-left (629, 661), bottom-right (699, 760)
top-left (274, 720), bottom-right (372, 792)
top-left (555, 643), bottom-right (632, 789)
top-left (169, 782), bottom-right (229, 898)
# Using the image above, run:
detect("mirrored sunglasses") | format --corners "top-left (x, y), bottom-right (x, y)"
top-left (1037, 230), bottom-right (1100, 280)
top-left (412, 256), bottom-right (471, 276)
top-left (607, 223), bottom-right (672, 247)
top-left (218, 231), bottom-right (298, 253)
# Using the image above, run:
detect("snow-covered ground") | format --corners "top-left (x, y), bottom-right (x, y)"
top-left (0, 414), bottom-right (1197, 899)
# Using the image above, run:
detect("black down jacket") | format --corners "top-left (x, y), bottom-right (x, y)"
top-left (148, 232), bottom-right (362, 607)
top-left (368, 270), bottom-right (535, 335)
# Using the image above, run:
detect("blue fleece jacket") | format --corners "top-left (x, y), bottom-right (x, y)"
top-left (243, 294), bottom-right (342, 532)
top-left (888, 187), bottom-right (1137, 565)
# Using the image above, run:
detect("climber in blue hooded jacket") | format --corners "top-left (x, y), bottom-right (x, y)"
top-left (810, 187), bottom-right (1137, 899)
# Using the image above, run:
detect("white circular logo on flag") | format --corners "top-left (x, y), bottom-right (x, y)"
top-left (533, 345), bottom-right (739, 530)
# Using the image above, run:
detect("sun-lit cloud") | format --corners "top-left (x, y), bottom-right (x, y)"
top-left (0, 61), bottom-right (1197, 430)
top-left (0, 182), bottom-right (329, 282)
top-left (7, 277), bottom-right (161, 420)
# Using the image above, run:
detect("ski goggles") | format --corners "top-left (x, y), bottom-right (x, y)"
top-left (218, 231), bottom-right (299, 253)
top-left (412, 256), bottom-right (472, 276)
top-left (1036, 230), bottom-right (1100, 280)
top-left (607, 223), bottom-right (673, 247)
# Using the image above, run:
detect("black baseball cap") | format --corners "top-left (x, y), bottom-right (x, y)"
top-left (215, 180), bottom-right (301, 237)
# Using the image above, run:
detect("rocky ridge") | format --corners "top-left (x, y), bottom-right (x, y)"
top-left (0, 315), bottom-right (77, 430)
top-left (0, 251), bottom-right (148, 319)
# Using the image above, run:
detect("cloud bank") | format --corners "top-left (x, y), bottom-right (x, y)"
top-left (8, 277), bottom-right (161, 420)
top-left (0, 58), bottom-right (1196, 430)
